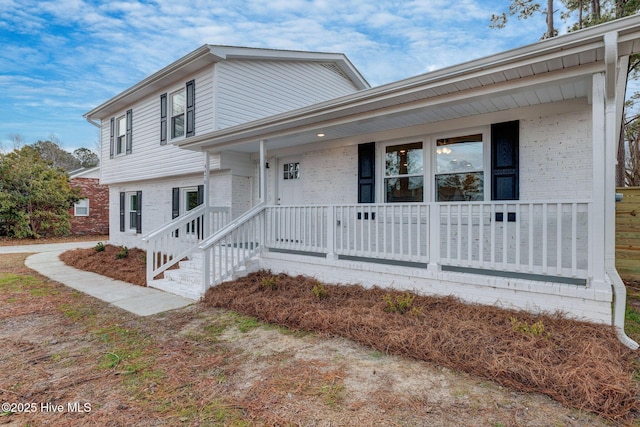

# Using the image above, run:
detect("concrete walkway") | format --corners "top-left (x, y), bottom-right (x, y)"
top-left (0, 241), bottom-right (194, 316)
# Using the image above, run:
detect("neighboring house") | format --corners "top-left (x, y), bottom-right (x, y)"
top-left (69, 167), bottom-right (109, 235)
top-left (83, 45), bottom-right (369, 249)
top-left (86, 16), bottom-right (640, 348)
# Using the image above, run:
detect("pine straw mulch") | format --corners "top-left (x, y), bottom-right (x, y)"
top-left (60, 244), bottom-right (147, 287)
top-left (203, 270), bottom-right (640, 422)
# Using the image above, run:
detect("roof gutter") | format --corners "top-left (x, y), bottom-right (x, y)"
top-left (85, 117), bottom-right (100, 128)
top-left (83, 45), bottom-right (213, 119)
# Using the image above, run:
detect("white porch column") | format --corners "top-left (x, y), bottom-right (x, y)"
top-left (591, 72), bottom-right (608, 289)
top-left (259, 140), bottom-right (269, 255)
top-left (204, 151), bottom-right (210, 233)
top-left (202, 150), bottom-right (211, 292)
top-left (259, 140), bottom-right (267, 203)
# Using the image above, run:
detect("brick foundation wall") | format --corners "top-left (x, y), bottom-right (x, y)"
top-left (69, 178), bottom-right (109, 235)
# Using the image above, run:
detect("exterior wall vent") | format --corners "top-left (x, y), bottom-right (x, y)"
top-left (320, 63), bottom-right (349, 80)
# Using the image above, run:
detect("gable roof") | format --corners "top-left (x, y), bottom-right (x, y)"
top-left (175, 14), bottom-right (640, 154)
top-left (84, 45), bottom-right (369, 121)
top-left (69, 166), bottom-right (100, 179)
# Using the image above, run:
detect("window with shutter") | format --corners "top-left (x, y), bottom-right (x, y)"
top-left (435, 135), bottom-right (484, 202)
top-left (167, 80), bottom-right (196, 140)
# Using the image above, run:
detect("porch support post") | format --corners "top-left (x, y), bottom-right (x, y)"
top-left (604, 32), bottom-right (619, 270)
top-left (202, 151), bottom-right (211, 292)
top-left (591, 72), bottom-right (608, 290)
top-left (259, 140), bottom-right (269, 255)
top-left (259, 140), bottom-right (266, 203)
top-left (326, 206), bottom-right (337, 260)
top-left (204, 151), bottom-right (211, 234)
top-left (603, 33), bottom-right (637, 348)
top-left (427, 203), bottom-right (440, 272)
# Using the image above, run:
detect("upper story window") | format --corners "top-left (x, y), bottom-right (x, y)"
top-left (435, 134), bottom-right (484, 201)
top-left (160, 79), bottom-right (195, 145)
top-left (116, 115), bottom-right (126, 155)
top-left (384, 142), bottom-right (423, 203)
top-left (171, 89), bottom-right (186, 139)
top-left (109, 109), bottom-right (132, 158)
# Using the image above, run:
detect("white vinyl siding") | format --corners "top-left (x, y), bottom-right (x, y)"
top-left (100, 67), bottom-right (215, 185)
top-left (216, 60), bottom-right (360, 129)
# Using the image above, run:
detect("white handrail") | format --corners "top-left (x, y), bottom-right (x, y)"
top-left (200, 203), bottom-right (266, 290)
top-left (199, 203), bottom-right (265, 250)
top-left (142, 205), bottom-right (228, 242)
top-left (144, 205), bottom-right (230, 284)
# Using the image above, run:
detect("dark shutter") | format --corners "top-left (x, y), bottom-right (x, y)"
top-left (136, 191), bottom-right (142, 234)
top-left (110, 118), bottom-right (115, 159)
top-left (172, 187), bottom-right (180, 219)
top-left (491, 121), bottom-right (519, 200)
top-left (358, 142), bottom-right (375, 203)
top-left (160, 93), bottom-right (167, 145)
top-left (119, 192), bottom-right (125, 232)
top-left (186, 80), bottom-right (195, 137)
top-left (197, 185), bottom-right (204, 206)
top-left (125, 109), bottom-right (133, 154)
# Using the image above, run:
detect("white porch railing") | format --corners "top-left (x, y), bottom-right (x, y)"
top-left (200, 204), bottom-right (266, 289)
top-left (142, 205), bottom-right (230, 284)
top-left (438, 201), bottom-right (590, 279)
top-left (260, 201), bottom-right (589, 278)
top-left (334, 204), bottom-right (429, 262)
top-left (192, 200), bottom-right (591, 293)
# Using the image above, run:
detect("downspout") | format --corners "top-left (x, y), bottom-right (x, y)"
top-left (603, 32), bottom-right (638, 349)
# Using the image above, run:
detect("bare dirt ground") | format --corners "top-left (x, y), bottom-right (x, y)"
top-left (1, 249), bottom-right (634, 426)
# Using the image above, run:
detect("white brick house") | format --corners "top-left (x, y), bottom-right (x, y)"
top-left (87, 16), bottom-right (640, 348)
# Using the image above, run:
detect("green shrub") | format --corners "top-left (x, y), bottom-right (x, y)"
top-left (261, 275), bottom-right (279, 290)
top-left (383, 292), bottom-right (421, 316)
top-left (94, 242), bottom-right (105, 252)
top-left (510, 317), bottom-right (550, 338)
top-left (115, 246), bottom-right (129, 260)
top-left (312, 284), bottom-right (328, 300)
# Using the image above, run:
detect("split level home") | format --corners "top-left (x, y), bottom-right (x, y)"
top-left (85, 15), bottom-right (640, 348)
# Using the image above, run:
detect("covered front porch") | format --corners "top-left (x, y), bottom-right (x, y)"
top-left (144, 198), bottom-right (606, 321)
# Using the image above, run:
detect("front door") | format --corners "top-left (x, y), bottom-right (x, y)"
top-left (183, 187), bottom-right (200, 236)
top-left (277, 156), bottom-right (303, 205)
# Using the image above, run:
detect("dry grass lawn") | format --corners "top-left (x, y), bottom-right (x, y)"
top-left (55, 244), bottom-right (640, 422)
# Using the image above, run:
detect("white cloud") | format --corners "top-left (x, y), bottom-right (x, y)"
top-left (0, 0), bottom-right (559, 150)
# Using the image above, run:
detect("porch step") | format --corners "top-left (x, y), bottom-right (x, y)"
top-left (148, 277), bottom-right (202, 301)
top-left (164, 268), bottom-right (202, 285)
top-left (156, 253), bottom-right (256, 300)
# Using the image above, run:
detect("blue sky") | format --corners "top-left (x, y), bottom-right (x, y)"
top-left (0, 0), bottom-right (570, 154)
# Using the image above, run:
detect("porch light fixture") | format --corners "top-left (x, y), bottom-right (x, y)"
top-left (316, 132), bottom-right (325, 137)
